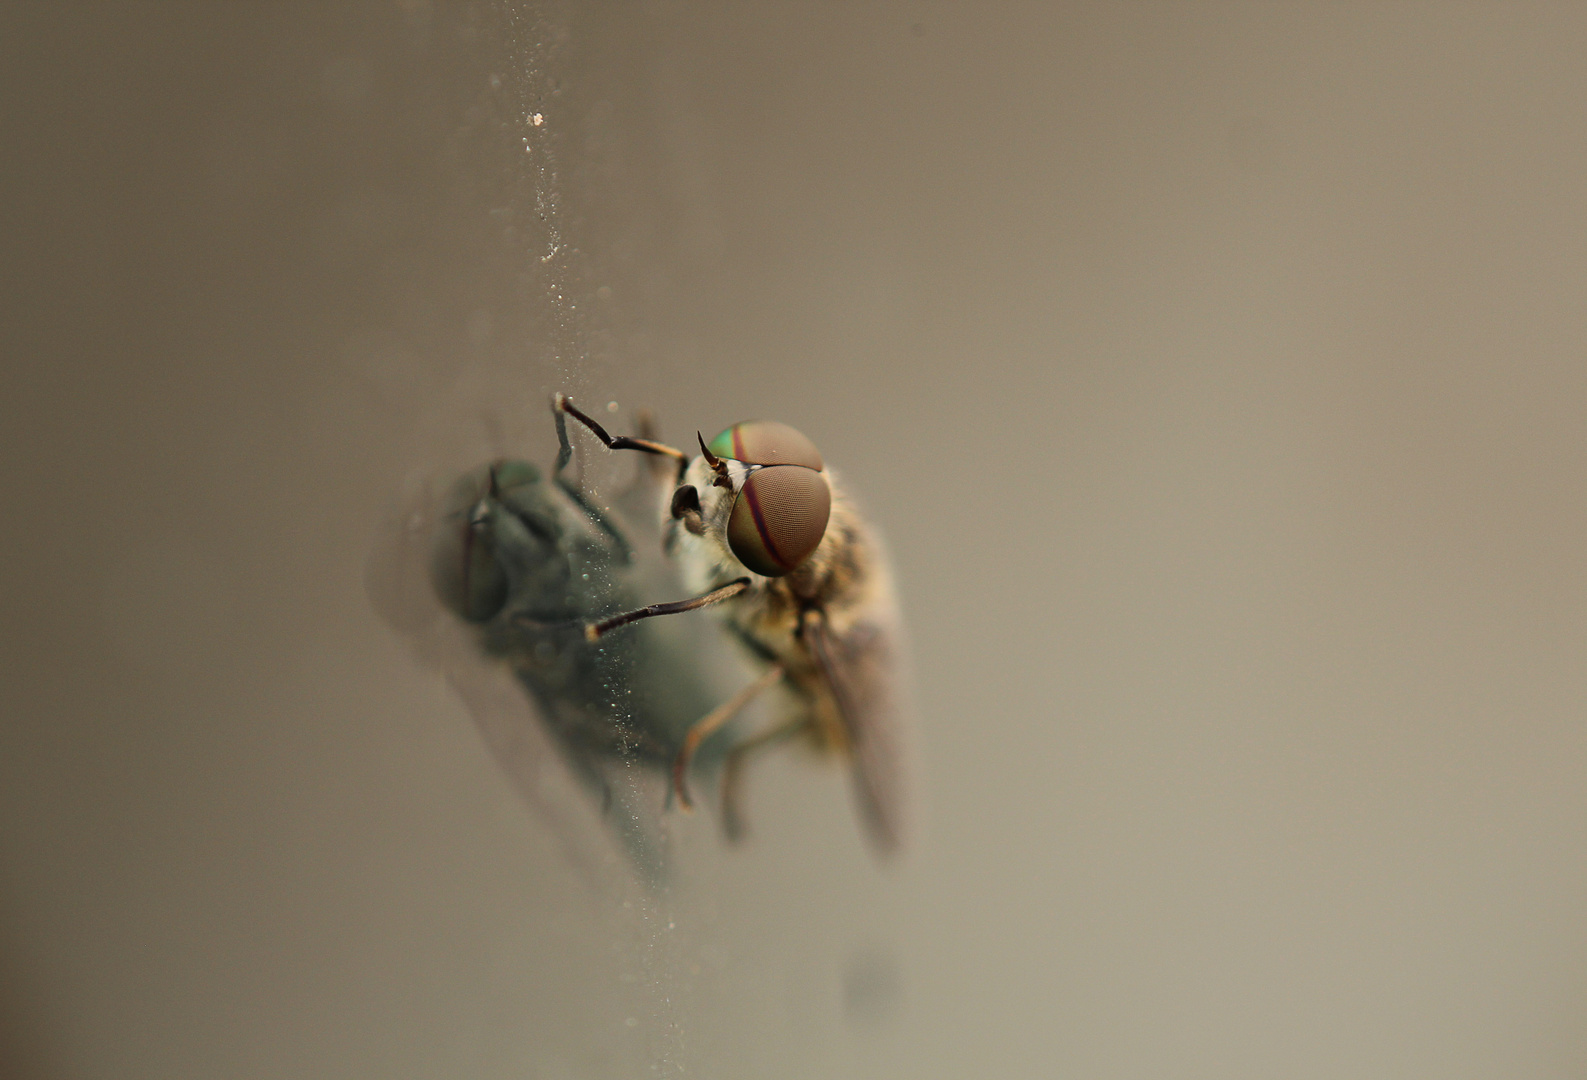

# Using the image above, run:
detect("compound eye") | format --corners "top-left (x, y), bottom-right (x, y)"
top-left (428, 463), bottom-right (534, 623)
top-left (726, 466), bottom-right (831, 576)
top-left (487, 459), bottom-right (542, 502)
top-left (430, 514), bottom-right (508, 622)
top-left (707, 420), bottom-right (823, 470)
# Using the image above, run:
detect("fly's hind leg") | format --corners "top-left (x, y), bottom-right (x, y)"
top-left (670, 663), bottom-right (784, 811)
top-left (721, 712), bottom-right (809, 844)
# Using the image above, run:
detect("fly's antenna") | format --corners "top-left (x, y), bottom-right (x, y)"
top-left (696, 432), bottom-right (733, 490)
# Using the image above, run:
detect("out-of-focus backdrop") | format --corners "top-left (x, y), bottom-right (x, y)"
top-left (5, 3), bottom-right (1587, 1077)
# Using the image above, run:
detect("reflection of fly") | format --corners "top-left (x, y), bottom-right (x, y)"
top-left (367, 401), bottom-right (722, 883)
top-left (558, 395), bottom-right (910, 856)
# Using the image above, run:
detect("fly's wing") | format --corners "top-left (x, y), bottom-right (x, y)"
top-left (444, 633), bottom-right (645, 886)
top-left (805, 607), bottom-right (913, 857)
top-left (364, 473), bottom-right (663, 889)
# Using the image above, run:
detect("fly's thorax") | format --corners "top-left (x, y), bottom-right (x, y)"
top-left (736, 484), bottom-right (891, 659)
top-left (783, 472), bottom-right (879, 620)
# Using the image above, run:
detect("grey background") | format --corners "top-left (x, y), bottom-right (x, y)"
top-left (5, 3), bottom-right (1587, 1077)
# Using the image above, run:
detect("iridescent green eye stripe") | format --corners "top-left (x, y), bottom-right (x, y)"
top-left (732, 424), bottom-right (746, 463)
top-left (740, 472), bottom-right (789, 569)
top-left (707, 427), bottom-right (736, 460)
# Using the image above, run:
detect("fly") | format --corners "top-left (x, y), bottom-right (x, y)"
top-left (556, 394), bottom-right (911, 857)
top-left (367, 400), bottom-right (725, 883)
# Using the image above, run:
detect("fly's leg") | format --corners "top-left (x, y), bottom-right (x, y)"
top-left (628, 407), bottom-right (677, 490)
top-left (584, 578), bottom-right (751, 641)
top-left (550, 396), bottom-right (633, 561)
top-left (671, 663), bottom-right (784, 811)
top-left (557, 394), bottom-right (690, 484)
top-left (610, 406), bottom-right (681, 540)
top-left (721, 712), bottom-right (809, 844)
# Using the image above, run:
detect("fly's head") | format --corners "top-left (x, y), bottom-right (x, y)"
top-left (430, 460), bottom-right (561, 623)
top-left (667, 421), bottom-right (832, 579)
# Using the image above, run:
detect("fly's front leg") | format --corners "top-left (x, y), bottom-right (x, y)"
top-left (549, 396), bottom-right (632, 561)
top-left (670, 663), bottom-right (784, 812)
top-left (583, 578), bottom-right (751, 641)
top-left (557, 394), bottom-right (690, 484)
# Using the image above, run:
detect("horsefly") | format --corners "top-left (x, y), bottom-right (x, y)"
top-left (556, 395), bottom-right (910, 857)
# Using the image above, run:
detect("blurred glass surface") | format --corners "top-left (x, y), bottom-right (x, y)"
top-left (4, 3), bottom-right (1587, 1077)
